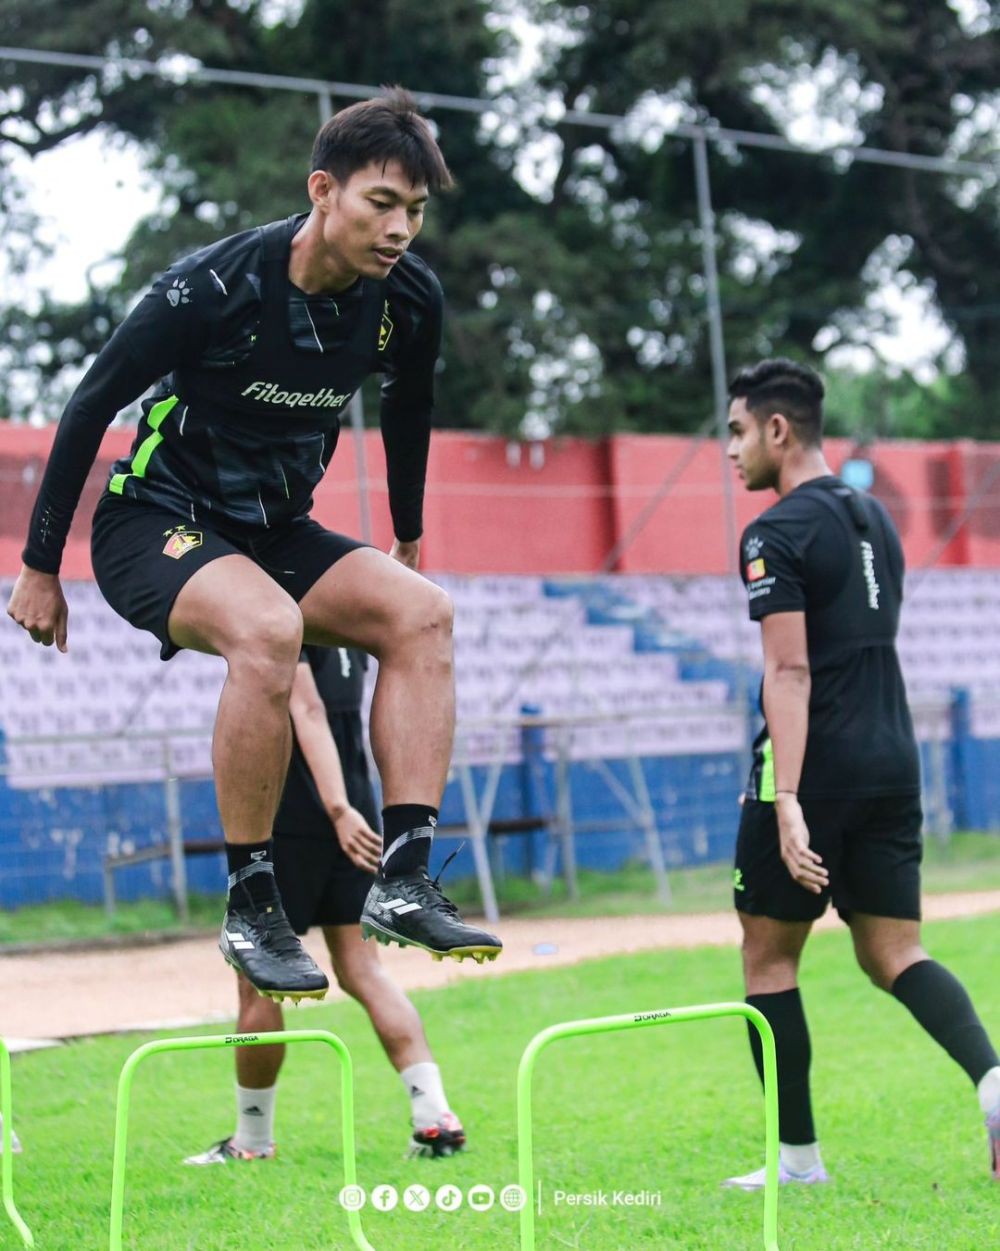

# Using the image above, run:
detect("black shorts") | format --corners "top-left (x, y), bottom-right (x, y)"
top-left (273, 743), bottom-right (379, 933)
top-left (734, 793), bottom-right (923, 923)
top-left (91, 496), bottom-right (365, 660)
top-left (272, 831), bottom-right (376, 932)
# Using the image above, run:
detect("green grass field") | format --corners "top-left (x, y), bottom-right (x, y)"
top-left (5, 915), bottom-right (998, 1250)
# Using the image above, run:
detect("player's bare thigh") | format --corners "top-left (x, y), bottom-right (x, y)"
top-left (168, 552), bottom-right (303, 657)
top-left (298, 547), bottom-right (453, 656)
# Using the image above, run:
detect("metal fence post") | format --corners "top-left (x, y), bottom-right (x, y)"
top-left (949, 686), bottom-right (975, 830)
top-left (554, 725), bottom-right (579, 899)
top-left (163, 741), bottom-right (189, 924)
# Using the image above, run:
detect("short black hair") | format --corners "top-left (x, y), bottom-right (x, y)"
top-left (311, 86), bottom-right (454, 193)
top-left (728, 358), bottom-right (825, 446)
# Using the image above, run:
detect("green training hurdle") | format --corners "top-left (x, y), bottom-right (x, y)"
top-left (0, 1038), bottom-right (34, 1248)
top-left (517, 1001), bottom-right (780, 1251)
top-left (109, 1028), bottom-right (377, 1251)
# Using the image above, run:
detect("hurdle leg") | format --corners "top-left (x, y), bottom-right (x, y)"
top-left (0, 1039), bottom-right (34, 1248)
top-left (109, 1029), bottom-right (377, 1251)
top-left (517, 1002), bottom-right (779, 1251)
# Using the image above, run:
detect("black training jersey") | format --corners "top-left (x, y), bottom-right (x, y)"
top-left (740, 475), bottom-right (920, 799)
top-left (274, 645), bottom-right (370, 837)
top-left (23, 215), bottom-right (442, 572)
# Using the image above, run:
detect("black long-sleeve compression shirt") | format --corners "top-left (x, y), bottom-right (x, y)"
top-left (23, 215), bottom-right (441, 572)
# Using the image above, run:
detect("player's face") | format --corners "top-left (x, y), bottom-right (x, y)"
top-left (727, 398), bottom-right (778, 491)
top-left (319, 159), bottom-right (429, 280)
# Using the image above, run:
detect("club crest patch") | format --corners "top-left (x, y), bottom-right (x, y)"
top-left (162, 528), bottom-right (204, 559)
top-left (378, 300), bottom-right (394, 352)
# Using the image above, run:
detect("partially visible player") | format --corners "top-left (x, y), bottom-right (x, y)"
top-left (724, 357), bottom-right (1000, 1188)
top-left (186, 645), bottom-right (465, 1164)
top-left (0, 1115), bottom-right (21, 1155)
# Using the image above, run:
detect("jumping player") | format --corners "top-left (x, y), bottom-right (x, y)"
top-left (724, 358), bottom-right (1000, 1187)
top-left (186, 646), bottom-right (465, 1164)
top-left (7, 89), bottom-right (502, 1002)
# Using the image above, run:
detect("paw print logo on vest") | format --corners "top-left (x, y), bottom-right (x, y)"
top-left (166, 278), bottom-right (192, 307)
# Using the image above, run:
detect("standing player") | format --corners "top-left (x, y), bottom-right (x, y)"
top-left (186, 646), bottom-right (465, 1164)
top-left (6, 88), bottom-right (501, 1002)
top-left (724, 358), bottom-right (1000, 1187)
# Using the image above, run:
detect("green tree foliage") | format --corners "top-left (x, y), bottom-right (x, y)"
top-left (521, 0), bottom-right (1000, 436)
top-left (0, 0), bottom-right (998, 437)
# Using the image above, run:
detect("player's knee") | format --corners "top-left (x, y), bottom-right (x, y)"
top-left (854, 945), bottom-right (882, 987)
top-left (333, 968), bottom-right (361, 1000)
top-left (227, 601), bottom-right (304, 691)
top-left (741, 939), bottom-right (797, 988)
top-left (331, 957), bottom-right (368, 1001)
top-left (236, 974), bottom-right (283, 1026)
top-left (861, 960), bottom-right (896, 992)
top-left (853, 938), bottom-right (897, 989)
top-left (417, 584), bottom-right (453, 637)
top-left (857, 943), bottom-right (925, 992)
top-left (393, 584), bottom-right (454, 651)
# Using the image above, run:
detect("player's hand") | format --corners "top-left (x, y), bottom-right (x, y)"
top-left (775, 794), bottom-right (828, 894)
top-left (6, 566), bottom-right (69, 652)
top-left (332, 806), bottom-right (383, 874)
top-left (390, 538), bottom-right (420, 570)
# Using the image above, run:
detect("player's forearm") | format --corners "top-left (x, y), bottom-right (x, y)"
top-left (380, 403), bottom-right (430, 542)
top-left (762, 663), bottom-right (811, 793)
top-left (291, 705), bottom-right (350, 817)
top-left (22, 333), bottom-right (172, 572)
top-left (22, 411), bottom-right (114, 573)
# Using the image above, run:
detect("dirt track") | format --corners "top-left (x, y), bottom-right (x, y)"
top-left (4, 890), bottom-right (999, 1046)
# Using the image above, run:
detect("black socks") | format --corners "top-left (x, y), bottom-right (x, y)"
top-left (380, 805), bottom-right (438, 878)
top-left (747, 988), bottom-right (816, 1145)
top-left (891, 959), bottom-right (1000, 1086)
top-left (225, 839), bottom-right (278, 907)
top-left (742, 962), bottom-right (1000, 1151)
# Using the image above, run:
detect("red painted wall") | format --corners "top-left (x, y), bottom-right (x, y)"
top-left (1, 424), bottom-right (997, 579)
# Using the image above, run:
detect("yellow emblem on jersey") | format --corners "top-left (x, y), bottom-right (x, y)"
top-left (746, 558), bottom-right (766, 582)
top-left (162, 528), bottom-right (204, 559)
top-left (378, 301), bottom-right (394, 352)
